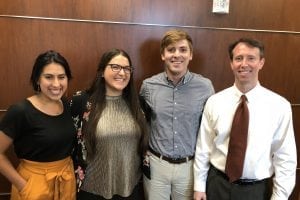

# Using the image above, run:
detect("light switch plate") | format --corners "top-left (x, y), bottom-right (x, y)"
top-left (212, 0), bottom-right (230, 14)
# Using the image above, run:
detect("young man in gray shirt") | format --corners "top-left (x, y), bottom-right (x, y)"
top-left (140, 29), bottom-right (214, 200)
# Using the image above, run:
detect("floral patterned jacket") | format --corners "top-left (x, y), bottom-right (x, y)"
top-left (70, 90), bottom-right (91, 190)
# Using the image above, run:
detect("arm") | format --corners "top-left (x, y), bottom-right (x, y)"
top-left (70, 91), bottom-right (89, 165)
top-left (194, 101), bottom-right (214, 196)
top-left (194, 191), bottom-right (207, 200)
top-left (0, 131), bottom-right (26, 191)
top-left (69, 91), bottom-right (88, 189)
top-left (139, 82), bottom-right (152, 123)
top-left (270, 105), bottom-right (297, 200)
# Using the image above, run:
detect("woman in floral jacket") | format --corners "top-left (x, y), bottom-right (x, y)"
top-left (70, 48), bottom-right (148, 200)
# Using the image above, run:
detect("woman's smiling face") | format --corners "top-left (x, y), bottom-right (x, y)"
top-left (103, 55), bottom-right (131, 96)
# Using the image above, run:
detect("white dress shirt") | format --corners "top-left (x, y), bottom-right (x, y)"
top-left (194, 83), bottom-right (297, 200)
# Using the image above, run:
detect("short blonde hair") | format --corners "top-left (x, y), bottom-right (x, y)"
top-left (160, 29), bottom-right (193, 54)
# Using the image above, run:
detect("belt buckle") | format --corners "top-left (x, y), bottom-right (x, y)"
top-left (171, 157), bottom-right (181, 161)
top-left (233, 179), bottom-right (257, 185)
top-left (169, 156), bottom-right (190, 164)
top-left (167, 157), bottom-right (183, 164)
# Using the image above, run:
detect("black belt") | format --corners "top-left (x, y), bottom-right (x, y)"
top-left (149, 147), bottom-right (194, 164)
top-left (210, 165), bottom-right (267, 186)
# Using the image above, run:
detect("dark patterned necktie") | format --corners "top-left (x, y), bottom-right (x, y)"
top-left (225, 95), bottom-right (249, 182)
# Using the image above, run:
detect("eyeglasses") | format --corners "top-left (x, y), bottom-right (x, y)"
top-left (107, 64), bottom-right (133, 74)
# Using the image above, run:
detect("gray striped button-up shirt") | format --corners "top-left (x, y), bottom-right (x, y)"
top-left (140, 71), bottom-right (214, 158)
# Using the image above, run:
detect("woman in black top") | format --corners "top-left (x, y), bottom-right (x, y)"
top-left (0, 50), bottom-right (76, 199)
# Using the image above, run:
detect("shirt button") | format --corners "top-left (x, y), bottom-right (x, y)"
top-left (174, 117), bottom-right (177, 120)
top-left (175, 146), bottom-right (177, 148)
top-left (174, 131), bottom-right (177, 134)
top-left (174, 102), bottom-right (177, 105)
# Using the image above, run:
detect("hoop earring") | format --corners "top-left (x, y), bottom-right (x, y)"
top-left (37, 84), bottom-right (41, 92)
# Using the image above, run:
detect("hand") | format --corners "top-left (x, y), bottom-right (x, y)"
top-left (194, 191), bottom-right (206, 200)
top-left (16, 178), bottom-right (27, 192)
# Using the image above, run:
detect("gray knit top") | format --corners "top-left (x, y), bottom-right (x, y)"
top-left (81, 96), bottom-right (142, 199)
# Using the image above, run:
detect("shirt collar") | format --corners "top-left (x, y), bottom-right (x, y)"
top-left (164, 70), bottom-right (192, 85)
top-left (233, 82), bottom-right (261, 103)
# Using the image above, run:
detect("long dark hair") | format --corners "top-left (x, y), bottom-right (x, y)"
top-left (84, 48), bottom-right (148, 159)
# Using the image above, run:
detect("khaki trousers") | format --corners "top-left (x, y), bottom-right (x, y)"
top-left (143, 154), bottom-right (193, 200)
top-left (11, 157), bottom-right (76, 200)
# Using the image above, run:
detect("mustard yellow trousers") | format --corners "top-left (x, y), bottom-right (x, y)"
top-left (11, 156), bottom-right (76, 200)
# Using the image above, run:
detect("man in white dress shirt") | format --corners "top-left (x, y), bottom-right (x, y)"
top-left (193, 38), bottom-right (297, 200)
